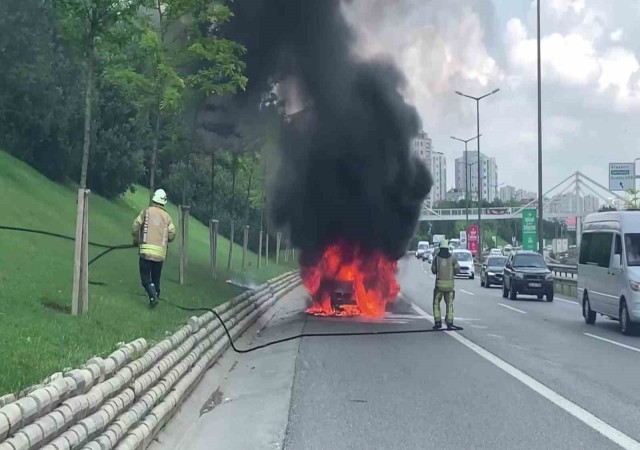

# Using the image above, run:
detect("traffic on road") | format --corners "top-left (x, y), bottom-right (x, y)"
top-left (161, 247), bottom-right (640, 450)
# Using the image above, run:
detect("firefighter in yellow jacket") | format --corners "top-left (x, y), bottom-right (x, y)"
top-left (132, 189), bottom-right (176, 307)
top-left (431, 239), bottom-right (460, 330)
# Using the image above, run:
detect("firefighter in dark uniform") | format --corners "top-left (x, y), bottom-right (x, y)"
top-left (431, 239), bottom-right (460, 330)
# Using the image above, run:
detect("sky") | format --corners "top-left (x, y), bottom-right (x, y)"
top-left (342, 0), bottom-right (640, 195)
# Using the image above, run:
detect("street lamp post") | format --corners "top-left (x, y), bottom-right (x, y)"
top-left (451, 134), bottom-right (481, 233)
top-left (536, 0), bottom-right (543, 254)
top-left (456, 88), bottom-right (500, 254)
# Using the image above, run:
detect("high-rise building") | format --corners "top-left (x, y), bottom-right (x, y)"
top-left (411, 130), bottom-right (431, 166)
top-left (455, 151), bottom-right (499, 202)
top-left (411, 131), bottom-right (446, 206)
top-left (548, 193), bottom-right (600, 213)
top-left (499, 185), bottom-right (516, 202)
top-left (430, 151), bottom-right (447, 205)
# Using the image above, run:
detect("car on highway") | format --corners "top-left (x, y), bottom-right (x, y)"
top-left (578, 211), bottom-right (640, 335)
top-left (502, 250), bottom-right (554, 301)
top-left (449, 238), bottom-right (461, 250)
top-left (415, 241), bottom-right (429, 260)
top-left (426, 247), bottom-right (436, 263)
top-left (480, 255), bottom-right (507, 288)
top-left (452, 249), bottom-right (474, 279)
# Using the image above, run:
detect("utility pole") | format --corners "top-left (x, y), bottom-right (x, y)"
top-left (451, 134), bottom-right (480, 234)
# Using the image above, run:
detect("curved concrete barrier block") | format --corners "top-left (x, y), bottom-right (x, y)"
top-left (0, 404), bottom-right (21, 436)
top-left (3, 431), bottom-right (29, 450)
top-left (14, 397), bottom-right (38, 428)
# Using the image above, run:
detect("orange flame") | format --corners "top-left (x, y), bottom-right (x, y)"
top-left (301, 241), bottom-right (400, 317)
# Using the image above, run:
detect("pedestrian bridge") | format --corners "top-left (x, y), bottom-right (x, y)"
top-left (419, 207), bottom-right (575, 222)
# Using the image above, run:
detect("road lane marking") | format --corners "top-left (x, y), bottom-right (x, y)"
top-left (460, 289), bottom-right (475, 296)
top-left (556, 297), bottom-right (579, 305)
top-left (410, 302), bottom-right (640, 450)
top-left (498, 303), bottom-right (527, 314)
top-left (487, 333), bottom-right (504, 339)
top-left (584, 333), bottom-right (640, 354)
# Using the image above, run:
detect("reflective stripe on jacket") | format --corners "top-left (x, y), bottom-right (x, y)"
top-left (431, 255), bottom-right (460, 292)
top-left (132, 206), bottom-right (176, 262)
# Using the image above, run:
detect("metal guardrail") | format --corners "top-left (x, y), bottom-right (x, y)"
top-left (547, 263), bottom-right (577, 278)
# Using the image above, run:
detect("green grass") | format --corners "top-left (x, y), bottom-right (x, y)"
top-left (0, 151), bottom-right (296, 394)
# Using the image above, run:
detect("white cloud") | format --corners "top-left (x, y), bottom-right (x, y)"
top-left (507, 18), bottom-right (599, 86)
top-left (549, 0), bottom-right (586, 15)
top-left (610, 29), bottom-right (624, 41)
top-left (598, 47), bottom-right (640, 104)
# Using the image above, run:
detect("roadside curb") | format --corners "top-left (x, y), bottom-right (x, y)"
top-left (0, 271), bottom-right (300, 450)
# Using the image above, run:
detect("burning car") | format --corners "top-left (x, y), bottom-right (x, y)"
top-left (303, 241), bottom-right (400, 317)
top-left (328, 279), bottom-right (357, 312)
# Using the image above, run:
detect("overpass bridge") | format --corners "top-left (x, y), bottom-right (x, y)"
top-left (419, 171), bottom-right (627, 222)
top-left (419, 206), bottom-right (575, 221)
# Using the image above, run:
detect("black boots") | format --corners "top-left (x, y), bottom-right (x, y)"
top-left (147, 283), bottom-right (159, 308)
top-left (432, 322), bottom-right (442, 330)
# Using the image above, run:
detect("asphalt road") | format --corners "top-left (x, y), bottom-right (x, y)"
top-left (170, 257), bottom-right (640, 450)
top-left (283, 257), bottom-right (640, 450)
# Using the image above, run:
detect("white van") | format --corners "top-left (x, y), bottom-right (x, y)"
top-left (578, 211), bottom-right (640, 335)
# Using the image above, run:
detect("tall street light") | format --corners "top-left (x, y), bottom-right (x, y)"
top-left (451, 134), bottom-right (481, 232)
top-left (456, 88), bottom-right (500, 255)
top-left (536, 0), bottom-right (543, 254)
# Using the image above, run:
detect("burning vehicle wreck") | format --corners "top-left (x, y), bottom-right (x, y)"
top-left (301, 242), bottom-right (401, 317)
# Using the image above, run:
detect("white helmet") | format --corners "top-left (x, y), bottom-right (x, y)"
top-left (152, 188), bottom-right (168, 206)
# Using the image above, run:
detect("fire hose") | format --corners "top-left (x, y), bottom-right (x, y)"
top-left (159, 298), bottom-right (464, 354)
top-left (0, 225), bottom-right (136, 265)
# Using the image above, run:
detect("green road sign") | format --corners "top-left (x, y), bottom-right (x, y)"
top-left (522, 208), bottom-right (538, 251)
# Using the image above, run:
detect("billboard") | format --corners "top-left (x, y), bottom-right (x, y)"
top-left (522, 208), bottom-right (538, 251)
top-left (468, 225), bottom-right (479, 256)
top-left (609, 163), bottom-right (635, 191)
top-left (565, 216), bottom-right (576, 231)
top-left (459, 230), bottom-right (468, 249)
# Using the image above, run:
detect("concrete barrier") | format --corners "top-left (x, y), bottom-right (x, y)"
top-left (0, 271), bottom-right (300, 450)
top-left (554, 278), bottom-right (577, 298)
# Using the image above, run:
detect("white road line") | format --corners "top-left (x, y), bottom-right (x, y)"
top-left (410, 303), bottom-right (640, 450)
top-left (460, 289), bottom-right (475, 296)
top-left (584, 333), bottom-right (640, 354)
top-left (557, 297), bottom-right (579, 305)
top-left (498, 303), bottom-right (527, 314)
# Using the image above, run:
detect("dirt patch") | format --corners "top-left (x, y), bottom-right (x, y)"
top-left (41, 301), bottom-right (71, 314)
top-left (200, 387), bottom-right (224, 416)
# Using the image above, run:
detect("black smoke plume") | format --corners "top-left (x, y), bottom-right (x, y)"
top-left (228, 0), bottom-right (432, 260)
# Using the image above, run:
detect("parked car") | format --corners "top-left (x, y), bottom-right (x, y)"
top-left (578, 211), bottom-right (640, 335)
top-left (452, 249), bottom-right (474, 279)
top-left (502, 250), bottom-right (554, 301)
top-left (480, 255), bottom-right (508, 288)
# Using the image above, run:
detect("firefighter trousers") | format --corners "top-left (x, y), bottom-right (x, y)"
top-left (433, 288), bottom-right (455, 325)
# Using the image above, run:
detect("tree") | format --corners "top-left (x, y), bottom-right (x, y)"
top-left (55, 0), bottom-right (146, 188)
top-left (626, 188), bottom-right (640, 210)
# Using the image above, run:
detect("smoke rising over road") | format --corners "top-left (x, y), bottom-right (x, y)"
top-left (229, 0), bottom-right (432, 261)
